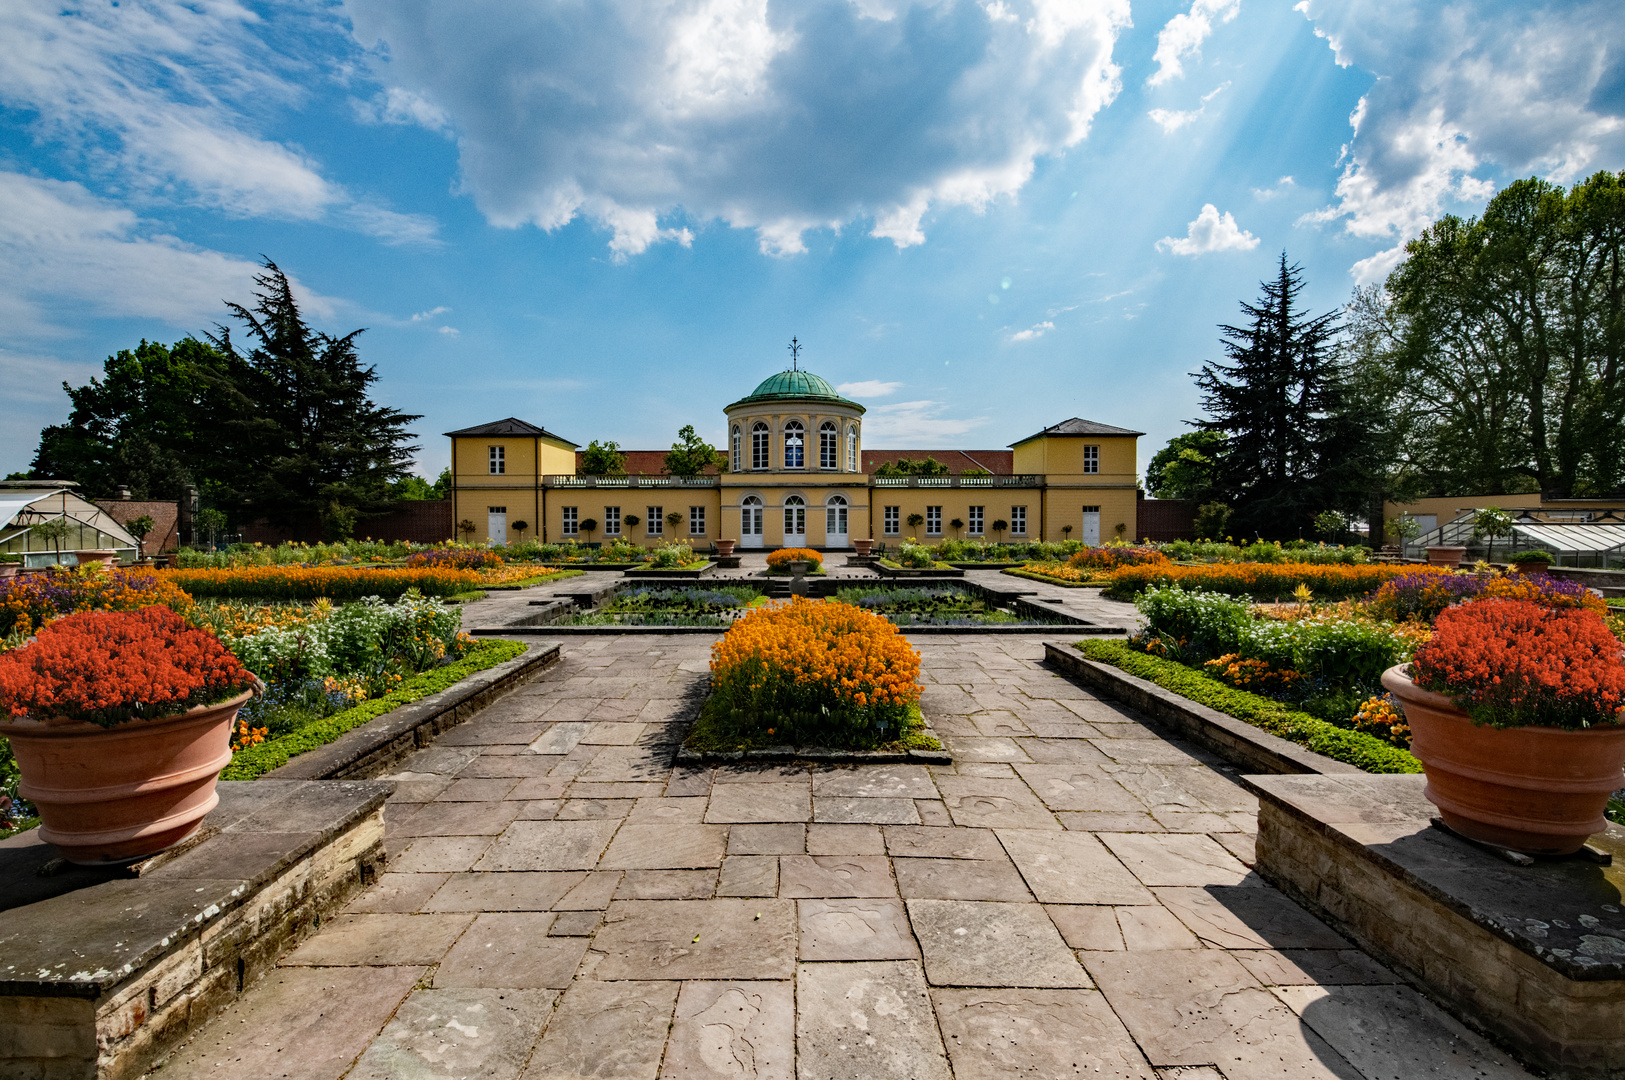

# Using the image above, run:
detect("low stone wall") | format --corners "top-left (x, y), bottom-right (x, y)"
top-left (1250, 772), bottom-right (1625, 1078)
top-left (1042, 642), bottom-right (1363, 776)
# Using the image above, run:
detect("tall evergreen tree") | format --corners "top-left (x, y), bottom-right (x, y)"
top-left (207, 261), bottom-right (420, 536)
top-left (1194, 254), bottom-right (1364, 538)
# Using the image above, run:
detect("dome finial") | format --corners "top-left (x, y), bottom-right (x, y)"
top-left (788, 336), bottom-right (801, 371)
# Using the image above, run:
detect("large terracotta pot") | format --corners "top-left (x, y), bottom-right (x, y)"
top-left (853, 539), bottom-right (873, 556)
top-left (0, 563), bottom-right (17, 580)
top-left (73, 549), bottom-right (118, 568)
top-left (0, 689), bottom-right (252, 864)
top-left (1382, 665), bottom-right (1625, 855)
top-left (1513, 560), bottom-right (1551, 576)
top-left (1425, 546), bottom-right (1467, 568)
top-left (714, 539), bottom-right (736, 557)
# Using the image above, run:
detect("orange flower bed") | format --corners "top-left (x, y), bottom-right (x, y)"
top-left (708, 597), bottom-right (920, 744)
top-left (163, 563), bottom-right (550, 601)
top-left (766, 548), bottom-right (823, 570)
top-left (1104, 561), bottom-right (1440, 601)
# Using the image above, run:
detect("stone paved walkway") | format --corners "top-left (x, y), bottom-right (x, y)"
top-left (150, 634), bottom-right (1534, 1080)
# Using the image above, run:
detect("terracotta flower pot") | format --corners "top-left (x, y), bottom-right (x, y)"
top-left (0, 563), bottom-right (17, 580)
top-left (73, 549), bottom-right (118, 568)
top-left (715, 540), bottom-right (736, 557)
top-left (1425, 545), bottom-right (1467, 568)
top-left (853, 539), bottom-right (873, 556)
top-left (0, 689), bottom-right (252, 864)
top-left (1381, 665), bottom-right (1625, 855)
top-left (1514, 561), bottom-right (1551, 576)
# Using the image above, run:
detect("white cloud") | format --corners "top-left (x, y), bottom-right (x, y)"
top-left (0, 1), bottom-right (436, 243)
top-left (836, 380), bottom-right (904, 398)
top-left (0, 172), bottom-right (311, 337)
top-left (1149, 0), bottom-right (1240, 87)
top-left (437, 325), bottom-right (461, 337)
top-left (411, 306), bottom-right (452, 322)
top-left (1251, 175), bottom-right (1296, 199)
top-left (862, 400), bottom-right (990, 445)
top-left (1149, 82), bottom-right (1229, 132)
top-left (345, 0), bottom-right (1133, 256)
top-left (1010, 320), bottom-right (1055, 341)
top-left (1155, 203), bottom-right (1259, 255)
top-left (1296, 0), bottom-right (1625, 253)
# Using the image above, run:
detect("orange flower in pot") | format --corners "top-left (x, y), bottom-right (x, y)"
top-left (1381, 598), bottom-right (1625, 855)
top-left (0, 606), bottom-right (260, 863)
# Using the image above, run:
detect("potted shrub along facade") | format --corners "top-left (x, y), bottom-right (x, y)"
top-left (0, 607), bottom-right (259, 863)
top-left (1381, 597), bottom-right (1625, 855)
top-left (1509, 549), bottom-right (1555, 575)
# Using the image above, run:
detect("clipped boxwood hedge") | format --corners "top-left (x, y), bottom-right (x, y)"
top-left (1074, 639), bottom-right (1421, 775)
top-left (222, 639), bottom-right (527, 780)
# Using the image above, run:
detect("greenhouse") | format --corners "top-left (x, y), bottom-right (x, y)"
top-left (0, 482), bottom-right (140, 567)
top-left (1405, 510), bottom-right (1625, 567)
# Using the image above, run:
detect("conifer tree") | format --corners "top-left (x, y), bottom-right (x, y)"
top-left (1193, 254), bottom-right (1363, 538)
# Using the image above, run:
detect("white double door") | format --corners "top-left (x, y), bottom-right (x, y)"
top-left (741, 498), bottom-right (764, 548)
top-left (825, 498), bottom-right (848, 547)
top-left (1080, 508), bottom-right (1100, 546)
top-left (488, 508), bottom-right (507, 545)
top-left (783, 497), bottom-right (806, 547)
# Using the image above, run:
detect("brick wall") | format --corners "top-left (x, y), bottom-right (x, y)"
top-left (240, 500), bottom-right (454, 545)
top-left (98, 499), bottom-right (181, 552)
top-left (1136, 498), bottom-right (1196, 542)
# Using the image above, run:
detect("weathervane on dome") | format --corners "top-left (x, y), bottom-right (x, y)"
top-left (788, 337), bottom-right (801, 371)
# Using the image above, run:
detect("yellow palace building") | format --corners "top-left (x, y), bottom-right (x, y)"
top-left (446, 366), bottom-right (1141, 549)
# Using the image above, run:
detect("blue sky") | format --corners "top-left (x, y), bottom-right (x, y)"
top-left (4, 0), bottom-right (1623, 481)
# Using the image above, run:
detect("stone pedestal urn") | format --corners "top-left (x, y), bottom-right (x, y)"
top-left (714, 539), bottom-right (736, 557)
top-left (1382, 665), bottom-right (1625, 855)
top-left (0, 689), bottom-right (253, 863)
top-left (852, 539), bottom-right (873, 556)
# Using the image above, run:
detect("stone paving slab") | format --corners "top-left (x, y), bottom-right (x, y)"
top-left (147, 632), bottom-right (1536, 1080)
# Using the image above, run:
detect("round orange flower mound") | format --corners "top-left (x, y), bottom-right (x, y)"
top-left (766, 548), bottom-right (823, 570)
top-left (708, 597), bottom-right (921, 745)
top-left (0, 606), bottom-right (257, 728)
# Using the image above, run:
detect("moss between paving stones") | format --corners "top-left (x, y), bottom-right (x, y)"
top-left (222, 639), bottom-right (527, 780)
top-left (683, 699), bottom-right (940, 755)
top-left (1074, 639), bottom-right (1421, 775)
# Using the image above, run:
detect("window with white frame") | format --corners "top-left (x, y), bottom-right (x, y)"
top-left (968, 506), bottom-right (984, 535)
top-left (731, 426), bottom-right (741, 472)
top-left (784, 495), bottom-right (806, 535)
top-left (1011, 506), bottom-right (1027, 535)
top-left (488, 445), bottom-right (505, 474)
top-left (926, 506), bottom-right (942, 535)
top-left (819, 422), bottom-right (838, 468)
top-left (562, 506), bottom-right (579, 536)
top-left (826, 494), bottom-right (848, 535)
top-left (884, 506), bottom-right (900, 535)
top-left (647, 506), bottom-right (662, 536)
top-left (1083, 445), bottom-right (1099, 473)
top-left (847, 425), bottom-right (858, 471)
top-left (784, 421), bottom-right (805, 469)
top-left (752, 423), bottom-right (770, 469)
top-left (604, 506), bottom-right (621, 535)
top-left (689, 506), bottom-right (705, 535)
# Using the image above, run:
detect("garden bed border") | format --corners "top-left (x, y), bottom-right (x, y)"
top-left (1043, 641), bottom-right (1364, 777)
top-left (263, 640), bottom-right (562, 781)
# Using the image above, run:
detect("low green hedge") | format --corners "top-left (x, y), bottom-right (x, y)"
top-left (1074, 639), bottom-right (1421, 774)
top-left (222, 639), bottom-right (528, 780)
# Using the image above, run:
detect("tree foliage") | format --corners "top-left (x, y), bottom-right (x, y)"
top-left (1365, 172), bottom-right (1625, 498)
top-left (1193, 254), bottom-right (1373, 538)
top-left (663, 425), bottom-right (726, 475)
top-left (580, 440), bottom-right (627, 475)
top-left (1145, 431), bottom-right (1225, 502)
top-left (30, 261), bottom-right (420, 539)
top-left (873, 456), bottom-right (950, 478)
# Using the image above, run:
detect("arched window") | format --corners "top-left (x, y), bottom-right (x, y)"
top-left (826, 494), bottom-right (848, 536)
top-left (784, 421), bottom-right (804, 469)
top-left (741, 495), bottom-right (763, 535)
top-left (751, 423), bottom-right (769, 469)
top-left (784, 494), bottom-right (806, 536)
top-left (731, 426), bottom-right (741, 473)
top-left (819, 422), bottom-right (838, 469)
top-left (847, 425), bottom-right (858, 471)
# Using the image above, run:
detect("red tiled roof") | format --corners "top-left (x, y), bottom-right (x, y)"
top-left (574, 450), bottom-right (720, 476)
top-left (861, 450), bottom-right (1013, 475)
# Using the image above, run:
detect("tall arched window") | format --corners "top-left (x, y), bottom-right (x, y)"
top-left (731, 426), bottom-right (741, 472)
top-left (819, 422), bottom-right (838, 469)
top-left (784, 421), bottom-right (804, 469)
top-left (847, 425), bottom-right (858, 471)
top-left (784, 495), bottom-right (806, 537)
top-left (741, 495), bottom-right (763, 535)
top-left (751, 423), bottom-right (769, 469)
top-left (825, 494), bottom-right (848, 537)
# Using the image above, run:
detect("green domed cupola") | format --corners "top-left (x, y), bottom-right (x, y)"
top-left (727, 369), bottom-right (863, 411)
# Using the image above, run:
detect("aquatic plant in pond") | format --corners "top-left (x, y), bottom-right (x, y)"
top-left (833, 584), bottom-right (1052, 626)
